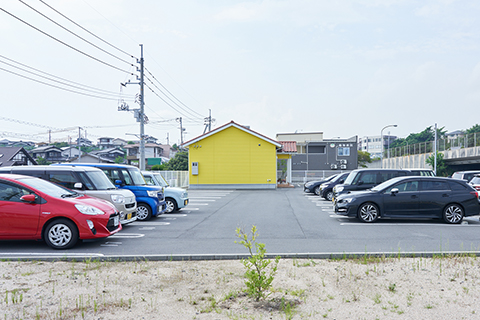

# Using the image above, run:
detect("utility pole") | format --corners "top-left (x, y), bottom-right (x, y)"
top-left (166, 132), bottom-right (169, 146)
top-left (118, 44), bottom-right (147, 170)
top-left (177, 117), bottom-right (184, 146)
top-left (139, 44), bottom-right (146, 170)
top-left (203, 109), bottom-right (214, 134)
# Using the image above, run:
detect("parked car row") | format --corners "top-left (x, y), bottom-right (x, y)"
top-left (0, 164), bottom-right (189, 249)
top-left (324, 168), bottom-right (480, 224)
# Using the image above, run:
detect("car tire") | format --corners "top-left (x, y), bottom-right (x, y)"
top-left (314, 186), bottom-right (320, 196)
top-left (443, 204), bottom-right (464, 224)
top-left (44, 219), bottom-right (78, 250)
top-left (165, 197), bottom-right (178, 213)
top-left (358, 203), bottom-right (380, 223)
top-left (325, 190), bottom-right (334, 201)
top-left (136, 203), bottom-right (152, 221)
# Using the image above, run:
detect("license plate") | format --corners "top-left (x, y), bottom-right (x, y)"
top-left (114, 216), bottom-right (119, 226)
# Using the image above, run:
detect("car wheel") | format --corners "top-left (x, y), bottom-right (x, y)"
top-left (358, 203), bottom-right (380, 223)
top-left (314, 186), bottom-right (320, 195)
top-left (325, 190), bottom-right (334, 201)
top-left (443, 204), bottom-right (464, 224)
top-left (165, 197), bottom-right (178, 213)
top-left (136, 203), bottom-right (152, 221)
top-left (44, 219), bottom-right (78, 250)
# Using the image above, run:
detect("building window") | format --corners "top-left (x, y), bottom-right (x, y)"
top-left (338, 147), bottom-right (350, 156)
top-left (307, 146), bottom-right (326, 154)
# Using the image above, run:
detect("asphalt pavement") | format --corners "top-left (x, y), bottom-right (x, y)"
top-left (1, 187), bottom-right (480, 260)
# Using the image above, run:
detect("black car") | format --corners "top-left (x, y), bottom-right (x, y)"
top-left (319, 172), bottom-right (350, 201)
top-left (333, 169), bottom-right (410, 199)
top-left (334, 176), bottom-right (480, 224)
top-left (304, 174), bottom-right (338, 195)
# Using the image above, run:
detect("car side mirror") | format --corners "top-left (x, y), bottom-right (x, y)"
top-left (20, 194), bottom-right (36, 202)
top-left (339, 179), bottom-right (344, 184)
top-left (391, 188), bottom-right (399, 195)
top-left (115, 179), bottom-right (123, 187)
top-left (357, 181), bottom-right (364, 185)
top-left (73, 182), bottom-right (83, 190)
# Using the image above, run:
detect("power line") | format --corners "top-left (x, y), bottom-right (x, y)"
top-left (19, 0), bottom-right (135, 66)
top-left (39, 0), bottom-right (136, 59)
top-left (0, 7), bottom-right (133, 74)
top-left (0, 55), bottom-right (135, 99)
top-left (145, 67), bottom-right (205, 118)
top-left (144, 74), bottom-right (203, 120)
top-left (0, 66), bottom-right (124, 100)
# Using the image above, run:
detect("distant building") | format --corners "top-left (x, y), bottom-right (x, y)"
top-left (30, 145), bottom-right (67, 163)
top-left (358, 135), bottom-right (397, 159)
top-left (0, 147), bottom-right (37, 167)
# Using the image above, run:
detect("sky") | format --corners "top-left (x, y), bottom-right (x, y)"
top-left (1, 0), bottom-right (480, 146)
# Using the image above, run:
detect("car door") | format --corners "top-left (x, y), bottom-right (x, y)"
top-left (382, 180), bottom-right (419, 217)
top-left (0, 181), bottom-right (41, 237)
top-left (418, 180), bottom-right (451, 216)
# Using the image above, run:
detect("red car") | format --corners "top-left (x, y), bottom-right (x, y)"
top-left (0, 174), bottom-right (121, 249)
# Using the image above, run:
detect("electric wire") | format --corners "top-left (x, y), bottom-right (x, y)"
top-left (0, 66), bottom-right (125, 100)
top-left (39, 0), bottom-right (136, 59)
top-left (0, 7), bottom-right (133, 74)
top-left (19, 0), bottom-right (136, 66)
top-left (0, 56), bottom-right (135, 99)
top-left (145, 67), bottom-right (205, 118)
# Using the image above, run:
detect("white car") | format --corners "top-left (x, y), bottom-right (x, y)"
top-left (142, 171), bottom-right (189, 213)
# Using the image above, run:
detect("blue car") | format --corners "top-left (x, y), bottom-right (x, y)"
top-left (54, 163), bottom-right (166, 221)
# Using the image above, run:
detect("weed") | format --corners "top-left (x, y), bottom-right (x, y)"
top-left (235, 226), bottom-right (280, 302)
top-left (388, 283), bottom-right (396, 293)
top-left (373, 293), bottom-right (381, 304)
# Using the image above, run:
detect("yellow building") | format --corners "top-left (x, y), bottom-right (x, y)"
top-left (183, 121), bottom-right (282, 189)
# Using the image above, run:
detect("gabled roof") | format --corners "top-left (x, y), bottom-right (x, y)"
top-left (0, 147), bottom-right (37, 166)
top-left (183, 121), bottom-right (281, 148)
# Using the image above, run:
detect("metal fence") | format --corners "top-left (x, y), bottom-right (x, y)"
top-left (385, 133), bottom-right (480, 158)
top-left (279, 170), bottom-right (349, 185)
top-left (153, 170), bottom-right (189, 188)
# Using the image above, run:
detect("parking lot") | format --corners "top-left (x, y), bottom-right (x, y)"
top-left (1, 187), bottom-right (480, 260)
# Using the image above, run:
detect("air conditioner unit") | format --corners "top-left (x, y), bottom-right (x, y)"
top-left (340, 159), bottom-right (347, 165)
top-left (331, 164), bottom-right (338, 170)
top-left (340, 164), bottom-right (347, 170)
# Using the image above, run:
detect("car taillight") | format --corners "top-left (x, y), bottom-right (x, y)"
top-left (470, 191), bottom-right (479, 199)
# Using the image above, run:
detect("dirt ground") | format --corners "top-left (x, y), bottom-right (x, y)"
top-left (2, 255), bottom-right (480, 319)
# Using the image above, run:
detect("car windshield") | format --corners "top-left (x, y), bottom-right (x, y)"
top-left (17, 177), bottom-right (79, 198)
top-left (126, 168), bottom-right (147, 185)
top-left (469, 176), bottom-right (480, 184)
top-left (84, 171), bottom-right (116, 190)
top-left (330, 173), bottom-right (347, 183)
top-left (153, 173), bottom-right (169, 187)
top-left (371, 177), bottom-right (404, 192)
top-left (343, 171), bottom-right (358, 185)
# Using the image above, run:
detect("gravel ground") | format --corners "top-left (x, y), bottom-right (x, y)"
top-left (2, 255), bottom-right (480, 319)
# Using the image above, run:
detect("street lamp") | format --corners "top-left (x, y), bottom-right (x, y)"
top-left (381, 124), bottom-right (397, 169)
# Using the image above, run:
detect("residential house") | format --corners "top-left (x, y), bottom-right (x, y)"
top-left (183, 121), bottom-right (281, 189)
top-left (90, 147), bottom-right (125, 162)
top-left (30, 145), bottom-right (67, 163)
top-left (67, 153), bottom-right (115, 164)
top-left (61, 146), bottom-right (82, 160)
top-left (124, 143), bottom-right (164, 168)
top-left (0, 147), bottom-right (37, 167)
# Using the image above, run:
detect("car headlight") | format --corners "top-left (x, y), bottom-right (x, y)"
top-left (147, 190), bottom-right (158, 197)
top-left (319, 183), bottom-right (327, 190)
top-left (75, 204), bottom-right (105, 215)
top-left (335, 186), bottom-right (344, 193)
top-left (340, 197), bottom-right (354, 204)
top-left (110, 194), bottom-right (125, 204)
top-left (181, 191), bottom-right (188, 198)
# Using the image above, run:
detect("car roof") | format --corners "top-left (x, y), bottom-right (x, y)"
top-left (0, 173), bottom-right (39, 181)
top-left (55, 163), bottom-right (137, 169)
top-left (0, 165), bottom-right (102, 172)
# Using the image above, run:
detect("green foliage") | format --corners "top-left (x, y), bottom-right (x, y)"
top-left (277, 159), bottom-right (287, 183)
top-left (235, 226), bottom-right (280, 301)
top-left (114, 156), bottom-right (125, 164)
top-left (127, 141), bottom-right (135, 144)
top-left (466, 124), bottom-right (480, 134)
top-left (53, 142), bottom-right (68, 148)
top-left (165, 151), bottom-right (188, 171)
top-left (426, 152), bottom-right (450, 177)
top-left (151, 164), bottom-right (166, 171)
top-left (357, 150), bottom-right (373, 167)
top-left (389, 126), bottom-right (447, 149)
top-left (36, 157), bottom-right (51, 165)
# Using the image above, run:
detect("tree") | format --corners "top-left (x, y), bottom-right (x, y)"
top-left (36, 157), bottom-right (51, 165)
top-left (426, 152), bottom-right (449, 177)
top-left (466, 124), bottom-right (480, 134)
top-left (151, 164), bottom-right (166, 171)
top-left (165, 151), bottom-right (188, 171)
top-left (114, 156), bottom-right (125, 164)
top-left (389, 126), bottom-right (447, 149)
top-left (357, 150), bottom-right (372, 168)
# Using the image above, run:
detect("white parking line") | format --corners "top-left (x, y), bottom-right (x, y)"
top-left (101, 241), bottom-right (122, 247)
top-left (109, 233), bottom-right (145, 238)
top-left (189, 199), bottom-right (216, 202)
top-left (189, 197), bottom-right (222, 199)
top-left (130, 222), bottom-right (170, 226)
top-left (139, 227), bottom-right (156, 230)
top-left (188, 203), bottom-right (209, 206)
